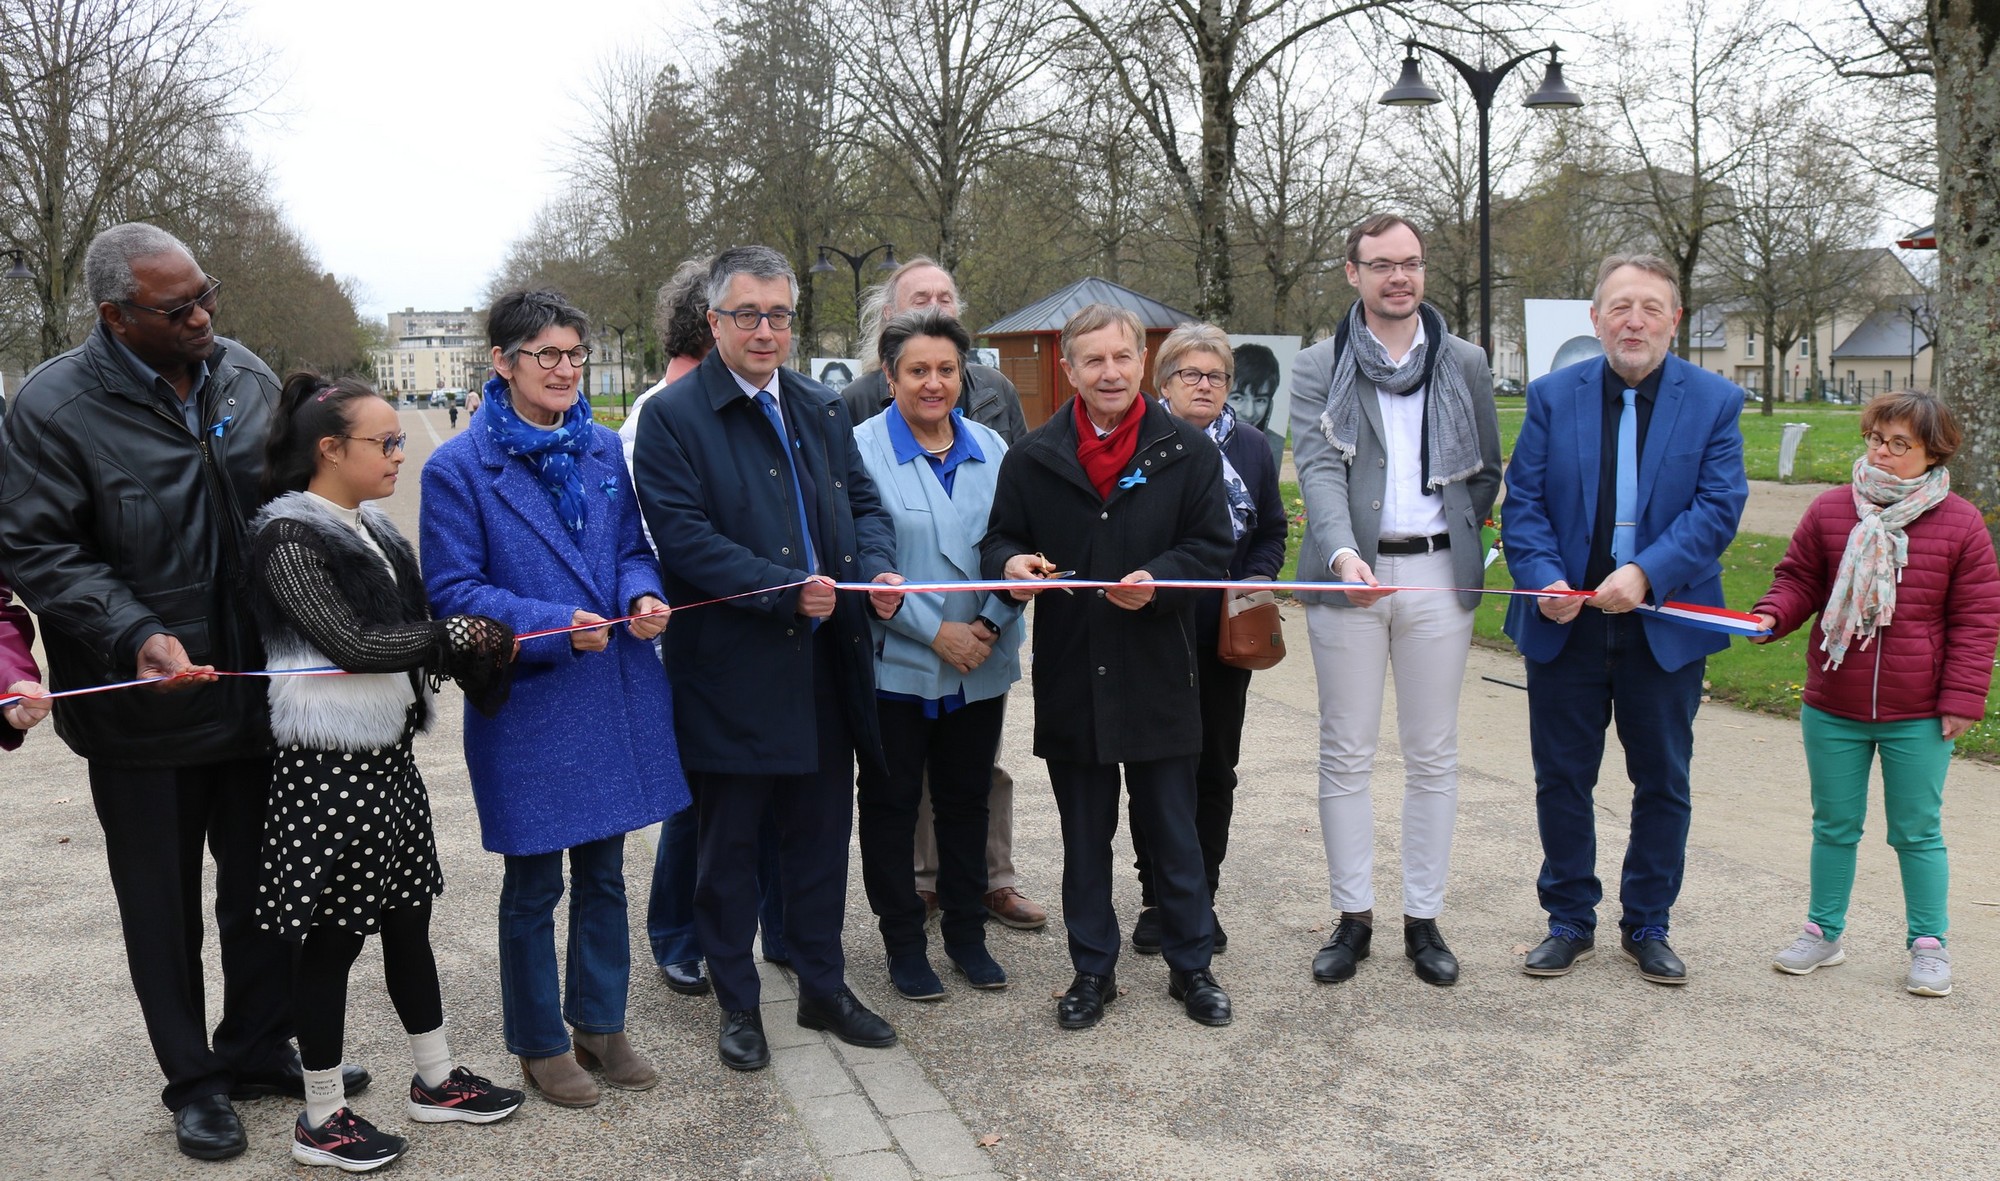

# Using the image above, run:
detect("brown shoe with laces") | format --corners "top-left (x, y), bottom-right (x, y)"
top-left (984, 886), bottom-right (1048, 930)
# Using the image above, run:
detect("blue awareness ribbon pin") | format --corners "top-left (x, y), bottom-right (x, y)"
top-left (1117, 467), bottom-right (1146, 489)
top-left (210, 415), bottom-right (234, 437)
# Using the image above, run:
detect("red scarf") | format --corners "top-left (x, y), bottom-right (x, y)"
top-left (1074, 395), bottom-right (1144, 499)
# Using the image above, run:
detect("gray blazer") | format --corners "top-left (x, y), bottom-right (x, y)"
top-left (1289, 330), bottom-right (1503, 609)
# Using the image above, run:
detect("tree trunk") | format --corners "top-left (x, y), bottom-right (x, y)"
top-left (1933, 1), bottom-right (2000, 537)
top-left (1761, 311), bottom-right (1779, 416)
top-left (1194, 29), bottom-right (1236, 323)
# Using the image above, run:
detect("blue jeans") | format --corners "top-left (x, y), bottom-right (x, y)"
top-left (646, 806), bottom-right (787, 967)
top-left (1526, 612), bottom-right (1705, 935)
top-left (498, 834), bottom-right (629, 1058)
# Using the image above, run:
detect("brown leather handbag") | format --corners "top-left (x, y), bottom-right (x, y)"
top-left (1217, 587), bottom-right (1285, 670)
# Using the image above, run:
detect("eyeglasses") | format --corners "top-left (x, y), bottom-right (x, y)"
top-left (1863, 431), bottom-right (1915, 456)
top-left (1355, 258), bottom-right (1426, 276)
top-left (341, 433), bottom-right (409, 457)
top-left (120, 276), bottom-right (221, 323)
top-left (1169, 368), bottom-right (1230, 388)
top-left (715, 308), bottom-right (796, 331)
top-left (515, 344), bottom-right (592, 369)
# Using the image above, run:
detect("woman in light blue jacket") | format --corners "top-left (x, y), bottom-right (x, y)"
top-left (852, 309), bottom-right (1023, 1001)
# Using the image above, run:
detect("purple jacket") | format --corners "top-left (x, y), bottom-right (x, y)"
top-left (1, 576), bottom-right (38, 750)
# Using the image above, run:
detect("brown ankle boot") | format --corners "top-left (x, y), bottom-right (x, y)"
top-left (520, 1052), bottom-right (600, 1107)
top-left (572, 1030), bottom-right (659, 1091)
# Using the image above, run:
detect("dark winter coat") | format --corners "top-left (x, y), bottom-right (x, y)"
top-left (1754, 485), bottom-right (2000, 723)
top-left (631, 351), bottom-right (898, 776)
top-left (0, 324), bottom-right (278, 766)
top-left (980, 395), bottom-right (1233, 764)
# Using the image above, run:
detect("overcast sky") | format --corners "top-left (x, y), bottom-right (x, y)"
top-left (234, 0), bottom-right (691, 320)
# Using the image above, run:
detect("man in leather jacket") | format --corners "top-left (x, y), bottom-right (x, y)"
top-left (0, 223), bottom-right (362, 1161)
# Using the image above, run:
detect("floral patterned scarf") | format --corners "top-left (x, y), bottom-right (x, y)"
top-left (1819, 454), bottom-right (1950, 671)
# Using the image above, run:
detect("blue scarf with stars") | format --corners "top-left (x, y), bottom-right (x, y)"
top-left (482, 373), bottom-right (593, 539)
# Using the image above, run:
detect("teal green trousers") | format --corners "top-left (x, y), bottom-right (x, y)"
top-left (1800, 704), bottom-right (1953, 946)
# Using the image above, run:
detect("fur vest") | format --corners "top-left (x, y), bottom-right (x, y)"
top-left (247, 492), bottom-right (434, 750)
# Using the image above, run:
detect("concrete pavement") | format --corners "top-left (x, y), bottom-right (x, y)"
top-left (0, 408), bottom-right (1993, 1179)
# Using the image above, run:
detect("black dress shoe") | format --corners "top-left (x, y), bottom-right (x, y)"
top-left (719, 1009), bottom-right (770, 1071)
top-left (660, 959), bottom-right (711, 997)
top-left (230, 1049), bottom-right (372, 1100)
top-left (1056, 972), bottom-right (1116, 1030)
top-left (1168, 968), bottom-right (1233, 1026)
top-left (1131, 907), bottom-right (1163, 955)
top-left (797, 988), bottom-right (897, 1048)
top-left (1621, 927), bottom-right (1688, 985)
top-left (1523, 929), bottom-right (1596, 977)
top-left (1404, 918), bottom-right (1460, 986)
top-left (1311, 917), bottom-right (1373, 983)
top-left (174, 1094), bottom-right (245, 1161)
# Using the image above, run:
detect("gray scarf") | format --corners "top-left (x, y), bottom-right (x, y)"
top-left (1317, 301), bottom-right (1483, 493)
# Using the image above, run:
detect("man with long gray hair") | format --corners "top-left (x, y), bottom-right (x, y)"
top-left (0, 223), bottom-right (367, 1160)
top-left (632, 245), bottom-right (906, 1072)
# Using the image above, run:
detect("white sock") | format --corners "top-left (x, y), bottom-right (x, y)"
top-left (410, 1024), bottom-right (455, 1089)
top-left (303, 1065), bottom-right (346, 1126)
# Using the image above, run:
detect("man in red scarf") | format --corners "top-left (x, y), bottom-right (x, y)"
top-left (981, 304), bottom-right (1235, 1031)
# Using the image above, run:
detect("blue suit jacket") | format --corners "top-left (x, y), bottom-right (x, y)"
top-left (1501, 353), bottom-right (1748, 672)
top-left (631, 351), bottom-right (897, 775)
top-left (852, 412), bottom-right (1023, 704)
top-left (419, 415), bottom-right (689, 855)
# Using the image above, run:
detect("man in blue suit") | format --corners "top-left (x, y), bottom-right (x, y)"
top-left (632, 246), bottom-right (905, 1071)
top-left (1501, 254), bottom-right (1748, 985)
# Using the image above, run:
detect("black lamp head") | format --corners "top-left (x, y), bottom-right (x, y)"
top-left (1379, 45), bottom-right (1443, 107)
top-left (1524, 46), bottom-right (1584, 109)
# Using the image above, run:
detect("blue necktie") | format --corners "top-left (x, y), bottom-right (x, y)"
top-left (755, 392), bottom-right (821, 614)
top-left (1613, 387), bottom-right (1637, 565)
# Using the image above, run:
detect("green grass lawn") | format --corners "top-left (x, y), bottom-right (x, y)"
top-left (1492, 398), bottom-right (1861, 484)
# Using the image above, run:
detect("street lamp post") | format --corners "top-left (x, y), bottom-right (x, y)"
top-left (810, 243), bottom-right (899, 337)
top-left (1379, 41), bottom-right (1583, 359)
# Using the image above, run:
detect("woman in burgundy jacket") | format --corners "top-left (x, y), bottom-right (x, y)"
top-left (1751, 390), bottom-right (2000, 998)
top-left (2, 575), bottom-right (51, 747)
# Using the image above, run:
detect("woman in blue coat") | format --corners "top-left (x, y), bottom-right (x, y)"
top-left (420, 289), bottom-right (689, 1110)
top-left (851, 310), bottom-right (1023, 1001)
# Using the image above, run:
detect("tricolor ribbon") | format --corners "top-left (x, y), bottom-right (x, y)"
top-left (0, 577), bottom-right (1766, 708)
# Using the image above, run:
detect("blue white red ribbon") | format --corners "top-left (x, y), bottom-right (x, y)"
top-left (0, 578), bottom-right (1767, 708)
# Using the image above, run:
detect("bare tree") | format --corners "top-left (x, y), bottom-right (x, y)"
top-left (1231, 47), bottom-right (1377, 337)
top-left (1724, 114), bottom-right (1883, 414)
top-left (1057, 2), bottom-right (1535, 322)
top-left (845, 0), bottom-right (1066, 273)
top-left (1597, 0), bottom-right (1786, 352)
top-left (0, 0), bottom-right (265, 359)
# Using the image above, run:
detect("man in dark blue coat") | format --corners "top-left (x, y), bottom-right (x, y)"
top-left (632, 246), bottom-right (905, 1071)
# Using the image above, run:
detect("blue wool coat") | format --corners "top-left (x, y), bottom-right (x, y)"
top-left (420, 412), bottom-right (689, 855)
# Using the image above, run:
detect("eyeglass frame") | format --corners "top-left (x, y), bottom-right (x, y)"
top-left (1167, 367), bottom-right (1231, 388)
top-left (511, 344), bottom-right (593, 369)
top-left (713, 307), bottom-right (797, 331)
top-left (339, 433), bottom-right (410, 457)
top-left (1862, 430), bottom-right (1916, 457)
top-left (119, 275), bottom-right (222, 323)
top-left (1353, 258), bottom-right (1427, 277)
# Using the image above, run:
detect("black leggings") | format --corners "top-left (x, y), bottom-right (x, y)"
top-left (293, 903), bottom-right (445, 1072)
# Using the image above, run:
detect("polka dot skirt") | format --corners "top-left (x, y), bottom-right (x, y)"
top-left (256, 732), bottom-right (445, 941)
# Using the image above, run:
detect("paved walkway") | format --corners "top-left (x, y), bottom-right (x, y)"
top-left (0, 410), bottom-right (1990, 1179)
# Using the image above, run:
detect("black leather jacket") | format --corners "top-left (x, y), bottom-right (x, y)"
top-left (0, 324), bottom-right (280, 766)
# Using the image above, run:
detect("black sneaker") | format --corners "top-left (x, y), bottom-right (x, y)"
top-left (291, 1107), bottom-right (408, 1172)
top-left (406, 1066), bottom-right (525, 1124)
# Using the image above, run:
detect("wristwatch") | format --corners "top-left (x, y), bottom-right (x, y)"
top-left (973, 614), bottom-right (1000, 637)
